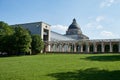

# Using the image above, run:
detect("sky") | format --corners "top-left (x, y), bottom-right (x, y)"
top-left (0, 0), bottom-right (120, 39)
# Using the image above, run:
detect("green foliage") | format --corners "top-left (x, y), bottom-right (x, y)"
top-left (0, 21), bottom-right (14, 54)
top-left (0, 21), bottom-right (13, 35)
top-left (0, 22), bottom-right (32, 55)
top-left (0, 54), bottom-right (120, 80)
top-left (12, 26), bottom-right (32, 55)
top-left (0, 21), bottom-right (45, 55)
top-left (31, 34), bottom-right (44, 54)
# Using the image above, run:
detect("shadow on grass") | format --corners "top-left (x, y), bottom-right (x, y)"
top-left (47, 68), bottom-right (120, 80)
top-left (82, 55), bottom-right (120, 61)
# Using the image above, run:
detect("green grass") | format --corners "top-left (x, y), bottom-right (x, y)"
top-left (0, 53), bottom-right (120, 80)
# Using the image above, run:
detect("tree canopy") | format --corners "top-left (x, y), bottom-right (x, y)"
top-left (31, 34), bottom-right (44, 54)
top-left (0, 21), bottom-right (44, 56)
top-left (12, 26), bottom-right (32, 55)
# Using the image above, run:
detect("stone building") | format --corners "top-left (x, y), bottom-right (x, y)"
top-left (12, 19), bottom-right (120, 53)
top-left (12, 22), bottom-right (51, 42)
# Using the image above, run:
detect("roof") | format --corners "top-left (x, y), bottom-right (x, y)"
top-left (51, 31), bottom-right (75, 41)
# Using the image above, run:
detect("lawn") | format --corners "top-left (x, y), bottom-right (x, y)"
top-left (0, 53), bottom-right (120, 80)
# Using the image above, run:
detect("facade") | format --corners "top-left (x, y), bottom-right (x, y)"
top-left (46, 39), bottom-right (120, 53)
top-left (12, 22), bottom-right (51, 42)
top-left (12, 19), bottom-right (120, 53)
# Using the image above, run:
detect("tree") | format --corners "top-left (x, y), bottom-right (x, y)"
top-left (0, 21), bottom-right (14, 55)
top-left (12, 26), bottom-right (32, 55)
top-left (0, 21), bottom-right (13, 35)
top-left (31, 34), bottom-right (44, 54)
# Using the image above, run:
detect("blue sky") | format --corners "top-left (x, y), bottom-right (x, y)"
top-left (0, 0), bottom-right (120, 39)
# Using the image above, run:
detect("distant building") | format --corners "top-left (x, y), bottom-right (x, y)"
top-left (12, 19), bottom-right (120, 53)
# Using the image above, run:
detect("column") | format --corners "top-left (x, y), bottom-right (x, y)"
top-left (110, 42), bottom-right (112, 52)
top-left (87, 45), bottom-right (90, 53)
top-left (101, 42), bottom-right (104, 53)
top-left (74, 44), bottom-right (76, 52)
top-left (94, 42), bottom-right (97, 52)
top-left (62, 44), bottom-right (64, 52)
top-left (50, 44), bottom-right (53, 52)
top-left (57, 44), bottom-right (59, 52)
top-left (68, 44), bottom-right (70, 52)
top-left (86, 42), bottom-right (90, 53)
top-left (58, 44), bottom-right (61, 52)
top-left (72, 44), bottom-right (74, 52)
top-left (80, 44), bottom-right (83, 52)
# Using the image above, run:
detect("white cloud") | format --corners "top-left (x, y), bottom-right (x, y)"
top-left (86, 22), bottom-right (103, 29)
top-left (86, 16), bottom-right (105, 30)
top-left (96, 16), bottom-right (105, 22)
top-left (100, 31), bottom-right (114, 37)
top-left (100, 30), bottom-right (119, 38)
top-left (100, 0), bottom-right (115, 8)
top-left (51, 25), bottom-right (68, 34)
top-left (96, 25), bottom-right (103, 29)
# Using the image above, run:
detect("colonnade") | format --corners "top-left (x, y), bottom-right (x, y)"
top-left (45, 39), bottom-right (120, 53)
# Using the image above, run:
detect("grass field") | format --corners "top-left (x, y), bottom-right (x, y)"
top-left (0, 53), bottom-right (120, 80)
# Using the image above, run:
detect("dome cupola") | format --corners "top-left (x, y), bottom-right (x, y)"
top-left (66, 18), bottom-right (82, 35)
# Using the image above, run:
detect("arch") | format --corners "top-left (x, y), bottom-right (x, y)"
top-left (113, 44), bottom-right (119, 53)
top-left (97, 44), bottom-right (102, 52)
top-left (105, 44), bottom-right (110, 52)
top-left (90, 44), bottom-right (94, 52)
top-left (70, 44), bottom-right (74, 52)
top-left (76, 45), bottom-right (80, 52)
top-left (83, 44), bottom-right (86, 52)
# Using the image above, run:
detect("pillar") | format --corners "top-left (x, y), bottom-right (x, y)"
top-left (50, 44), bottom-right (53, 52)
top-left (110, 42), bottom-right (112, 52)
top-left (58, 44), bottom-right (61, 52)
top-left (101, 42), bottom-right (104, 53)
top-left (74, 44), bottom-right (76, 52)
top-left (86, 42), bottom-right (90, 53)
top-left (62, 44), bottom-right (64, 52)
top-left (68, 44), bottom-right (70, 52)
top-left (94, 42), bottom-right (97, 52)
top-left (80, 45), bottom-right (83, 52)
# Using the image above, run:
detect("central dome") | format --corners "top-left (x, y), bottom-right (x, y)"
top-left (66, 18), bottom-right (89, 40)
top-left (66, 18), bottom-right (82, 35)
top-left (68, 18), bottom-right (80, 30)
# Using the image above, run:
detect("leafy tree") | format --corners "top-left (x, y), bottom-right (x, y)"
top-left (0, 21), bottom-right (14, 55)
top-left (31, 34), bottom-right (44, 54)
top-left (12, 26), bottom-right (32, 55)
top-left (0, 21), bottom-right (13, 35)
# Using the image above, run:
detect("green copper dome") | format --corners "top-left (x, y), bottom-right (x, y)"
top-left (66, 18), bottom-right (82, 35)
top-left (68, 18), bottom-right (80, 30)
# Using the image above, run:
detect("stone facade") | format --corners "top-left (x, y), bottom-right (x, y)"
top-left (45, 39), bottom-right (120, 53)
top-left (12, 22), bottom-right (51, 42)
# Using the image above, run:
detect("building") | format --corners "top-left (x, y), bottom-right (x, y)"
top-left (12, 22), bottom-right (51, 42)
top-left (12, 19), bottom-right (120, 53)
